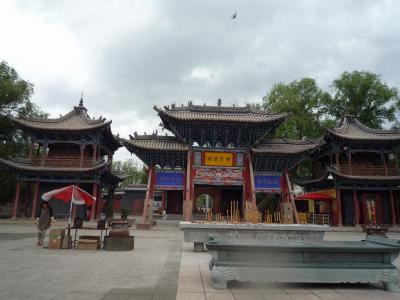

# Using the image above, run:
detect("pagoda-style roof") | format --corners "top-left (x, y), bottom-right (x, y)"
top-left (154, 102), bottom-right (285, 123)
top-left (124, 133), bottom-right (189, 151)
top-left (14, 100), bottom-right (111, 133)
top-left (14, 99), bottom-right (122, 154)
top-left (295, 167), bottom-right (400, 190)
top-left (122, 134), bottom-right (188, 169)
top-left (154, 100), bottom-right (286, 148)
top-left (252, 138), bottom-right (321, 172)
top-left (325, 115), bottom-right (400, 143)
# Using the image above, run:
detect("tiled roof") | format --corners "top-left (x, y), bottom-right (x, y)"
top-left (13, 101), bottom-right (111, 133)
top-left (252, 138), bottom-right (321, 154)
top-left (326, 115), bottom-right (400, 142)
top-left (0, 158), bottom-right (109, 176)
top-left (122, 135), bottom-right (189, 152)
top-left (154, 102), bottom-right (286, 124)
top-left (295, 167), bottom-right (400, 186)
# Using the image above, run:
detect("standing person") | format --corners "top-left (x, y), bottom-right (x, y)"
top-left (34, 202), bottom-right (55, 246)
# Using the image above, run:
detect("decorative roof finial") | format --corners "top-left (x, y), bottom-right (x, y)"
top-left (79, 91), bottom-right (84, 107)
top-left (217, 98), bottom-right (222, 106)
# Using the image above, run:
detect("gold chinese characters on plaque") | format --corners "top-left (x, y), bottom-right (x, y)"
top-left (204, 152), bottom-right (234, 167)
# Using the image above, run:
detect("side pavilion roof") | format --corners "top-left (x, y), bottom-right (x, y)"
top-left (325, 115), bottom-right (400, 143)
top-left (121, 134), bottom-right (188, 169)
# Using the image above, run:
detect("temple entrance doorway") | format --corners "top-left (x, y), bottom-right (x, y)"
top-left (195, 194), bottom-right (214, 213)
top-left (256, 192), bottom-right (281, 223)
top-left (165, 190), bottom-right (183, 215)
top-left (193, 185), bottom-right (243, 219)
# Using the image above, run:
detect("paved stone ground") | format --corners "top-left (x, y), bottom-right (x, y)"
top-left (0, 220), bottom-right (182, 300)
top-left (1, 220), bottom-right (400, 300)
top-left (177, 232), bottom-right (400, 300)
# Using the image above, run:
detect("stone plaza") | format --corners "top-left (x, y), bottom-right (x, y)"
top-left (1, 219), bottom-right (400, 300)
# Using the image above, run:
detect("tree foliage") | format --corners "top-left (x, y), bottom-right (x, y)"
top-left (262, 78), bottom-right (333, 139)
top-left (112, 159), bottom-right (147, 188)
top-left (324, 70), bottom-right (399, 128)
top-left (0, 61), bottom-right (47, 205)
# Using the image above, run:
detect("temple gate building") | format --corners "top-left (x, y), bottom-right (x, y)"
top-left (0, 99), bottom-right (124, 219)
top-left (122, 100), bottom-right (320, 224)
top-left (296, 116), bottom-right (400, 226)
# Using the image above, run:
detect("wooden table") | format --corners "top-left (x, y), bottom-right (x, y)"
top-left (71, 227), bottom-right (110, 248)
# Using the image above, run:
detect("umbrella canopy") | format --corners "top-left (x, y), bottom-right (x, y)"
top-left (295, 192), bottom-right (333, 201)
top-left (42, 185), bottom-right (96, 207)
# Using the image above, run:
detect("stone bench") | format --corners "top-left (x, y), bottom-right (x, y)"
top-left (180, 221), bottom-right (329, 252)
top-left (205, 236), bottom-right (400, 292)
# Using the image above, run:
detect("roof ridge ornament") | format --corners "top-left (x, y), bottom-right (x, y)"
top-left (79, 91), bottom-right (84, 107)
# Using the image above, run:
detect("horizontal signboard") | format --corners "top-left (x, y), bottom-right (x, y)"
top-left (155, 171), bottom-right (184, 189)
top-left (254, 174), bottom-right (281, 191)
top-left (204, 151), bottom-right (234, 167)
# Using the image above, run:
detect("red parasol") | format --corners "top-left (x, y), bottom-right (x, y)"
top-left (295, 192), bottom-right (333, 201)
top-left (42, 185), bottom-right (96, 226)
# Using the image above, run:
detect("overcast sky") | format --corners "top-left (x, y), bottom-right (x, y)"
top-left (1, 0), bottom-right (400, 161)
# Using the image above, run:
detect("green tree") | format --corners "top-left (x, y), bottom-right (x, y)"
top-left (324, 70), bottom-right (399, 128)
top-left (112, 159), bottom-right (147, 188)
top-left (262, 78), bottom-right (333, 139)
top-left (0, 61), bottom-right (47, 205)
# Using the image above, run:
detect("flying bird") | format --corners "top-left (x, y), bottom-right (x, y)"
top-left (231, 11), bottom-right (237, 19)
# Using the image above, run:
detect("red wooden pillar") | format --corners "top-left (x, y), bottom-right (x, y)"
top-left (285, 172), bottom-right (300, 224)
top-left (90, 183), bottom-right (98, 221)
top-left (31, 181), bottom-right (40, 219)
top-left (142, 167), bottom-right (155, 224)
top-left (353, 190), bottom-right (360, 226)
top-left (184, 151), bottom-right (194, 221)
top-left (243, 152), bottom-right (255, 218)
top-left (12, 181), bottom-right (21, 219)
top-left (248, 153), bottom-right (256, 205)
top-left (161, 191), bottom-right (166, 211)
top-left (390, 190), bottom-right (397, 225)
top-left (336, 189), bottom-right (343, 226)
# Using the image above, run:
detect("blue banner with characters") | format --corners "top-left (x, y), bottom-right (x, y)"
top-left (155, 171), bottom-right (184, 189)
top-left (254, 174), bottom-right (281, 191)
